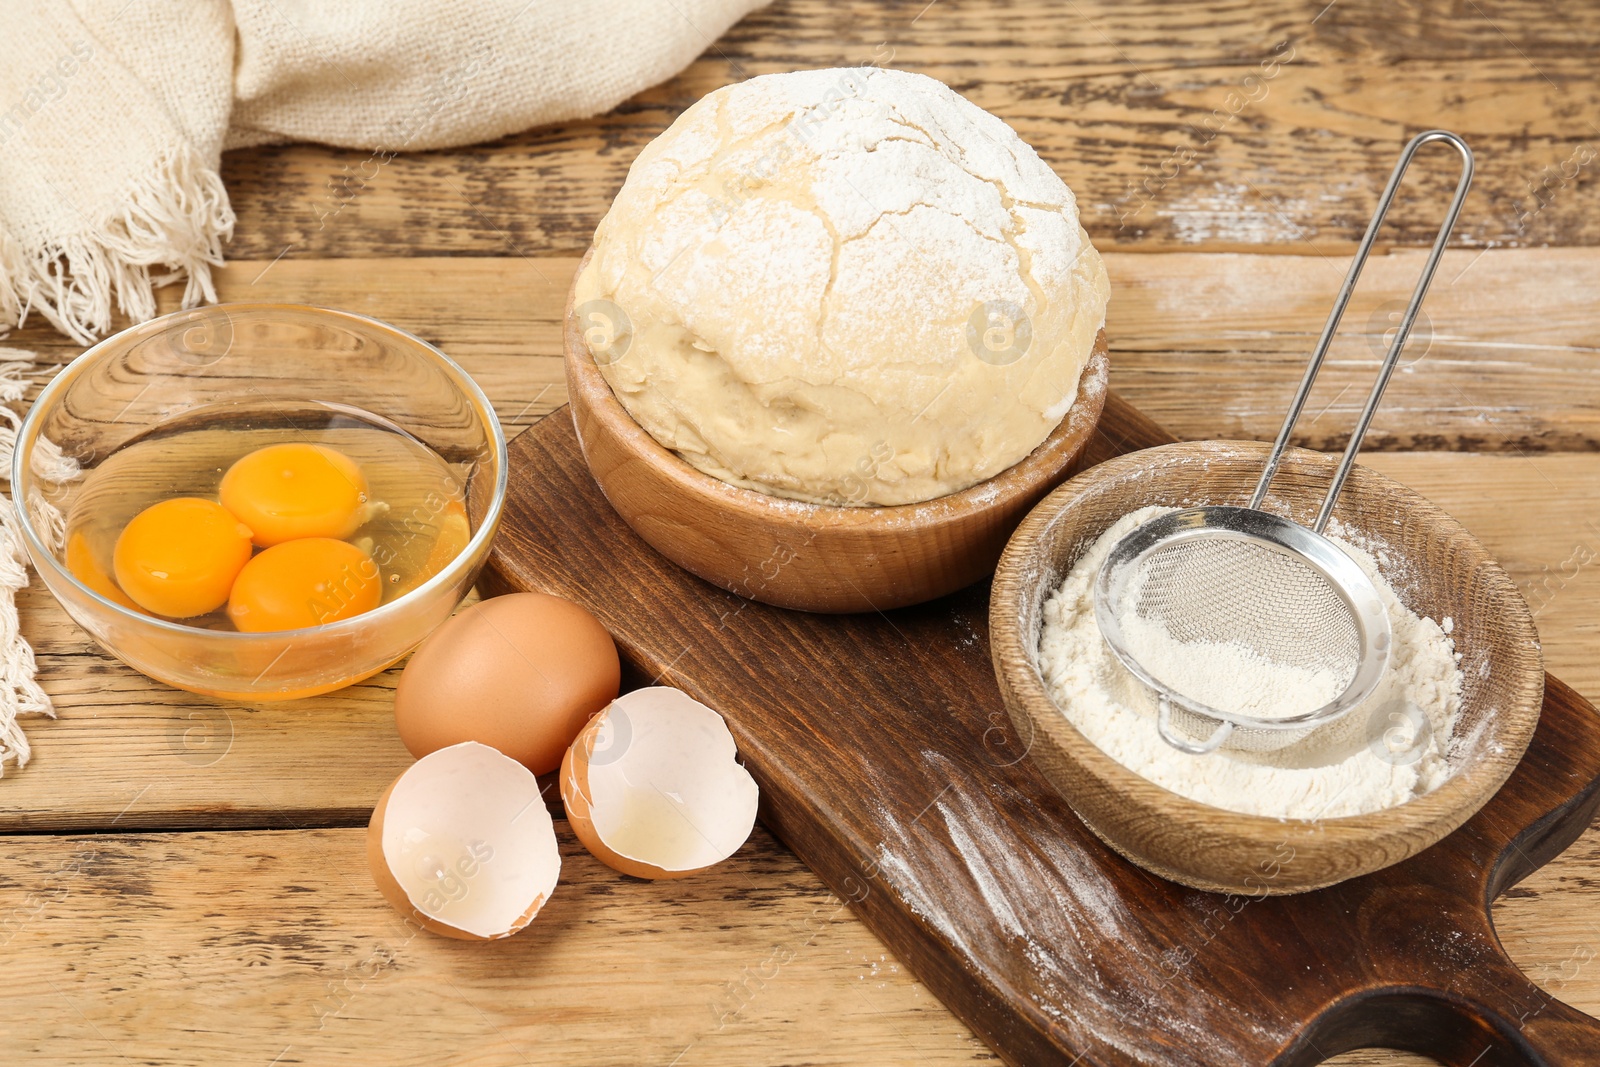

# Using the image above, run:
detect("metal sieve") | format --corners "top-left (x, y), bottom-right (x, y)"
top-left (1093, 130), bottom-right (1474, 755)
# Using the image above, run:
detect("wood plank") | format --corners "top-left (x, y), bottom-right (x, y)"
top-left (1105, 247), bottom-right (1600, 453)
top-left (5, 247), bottom-right (1599, 450)
top-left (0, 248), bottom-right (1596, 831)
top-left (1362, 452), bottom-right (1600, 699)
top-left (0, 825), bottom-right (994, 1066)
top-left (8, 625), bottom-right (411, 831)
top-left (1489, 822), bottom-right (1600, 1031)
top-left (0, 2), bottom-right (1590, 1061)
top-left (5, 308), bottom-right (1595, 1058)
top-left (214, 0), bottom-right (1600, 260)
top-left (11, 447), bottom-right (1600, 832)
top-left (2, 255), bottom-right (1596, 1062)
top-left (0, 819), bottom-right (1591, 1067)
top-left (3, 258), bottom-right (571, 438)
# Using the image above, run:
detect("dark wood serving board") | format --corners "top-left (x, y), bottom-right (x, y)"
top-left (482, 393), bottom-right (1600, 1067)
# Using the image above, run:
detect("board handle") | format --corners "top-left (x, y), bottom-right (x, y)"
top-left (1412, 930), bottom-right (1595, 1063)
top-left (1296, 962), bottom-right (1600, 1065)
top-left (1437, 951), bottom-right (1600, 1066)
top-left (1292, 876), bottom-right (1600, 1066)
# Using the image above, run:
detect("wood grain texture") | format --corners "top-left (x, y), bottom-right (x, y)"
top-left (1360, 451), bottom-right (1600, 698)
top-left (0, 824), bottom-right (996, 1066)
top-left (0, 260), bottom-right (1594, 841)
top-left (0, 822), bottom-right (1592, 1067)
top-left (9, 246), bottom-right (1600, 453)
top-left (10, 446), bottom-right (1600, 840)
top-left (1104, 247), bottom-right (1600, 454)
top-left (0, 819), bottom-right (1583, 1067)
top-left (0, 1), bottom-right (1596, 1061)
top-left (0, 819), bottom-right (1589, 1067)
top-left (480, 400), bottom-right (1600, 1065)
top-left (214, 0), bottom-right (1600, 259)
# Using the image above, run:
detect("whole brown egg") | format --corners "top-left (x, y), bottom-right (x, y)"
top-left (394, 593), bottom-right (620, 774)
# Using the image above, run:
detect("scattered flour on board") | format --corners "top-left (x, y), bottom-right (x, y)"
top-left (871, 775), bottom-right (1260, 1064)
top-left (1038, 506), bottom-right (1465, 819)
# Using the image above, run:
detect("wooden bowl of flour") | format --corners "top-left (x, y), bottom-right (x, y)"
top-left (564, 250), bottom-right (1110, 614)
top-left (990, 441), bottom-right (1544, 894)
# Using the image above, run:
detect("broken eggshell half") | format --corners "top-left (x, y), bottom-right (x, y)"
top-left (368, 741), bottom-right (561, 940)
top-left (561, 686), bottom-right (759, 880)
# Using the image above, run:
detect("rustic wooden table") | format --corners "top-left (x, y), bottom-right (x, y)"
top-left (3, 2), bottom-right (1598, 1064)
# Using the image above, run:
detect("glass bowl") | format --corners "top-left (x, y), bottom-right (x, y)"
top-left (13, 303), bottom-right (507, 701)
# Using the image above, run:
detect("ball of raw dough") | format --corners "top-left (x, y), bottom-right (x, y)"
top-left (575, 67), bottom-right (1110, 506)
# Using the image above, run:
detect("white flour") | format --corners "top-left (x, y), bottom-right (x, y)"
top-left (1038, 506), bottom-right (1464, 819)
top-left (1113, 603), bottom-right (1347, 720)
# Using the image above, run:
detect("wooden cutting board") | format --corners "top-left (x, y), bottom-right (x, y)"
top-left (481, 393), bottom-right (1600, 1067)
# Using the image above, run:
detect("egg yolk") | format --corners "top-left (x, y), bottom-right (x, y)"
top-left (227, 537), bottom-right (383, 633)
top-left (113, 498), bottom-right (254, 618)
top-left (220, 443), bottom-right (370, 547)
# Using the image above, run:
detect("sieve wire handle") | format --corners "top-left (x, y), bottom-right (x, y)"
top-left (1248, 130), bottom-right (1475, 532)
top-left (1156, 698), bottom-right (1233, 755)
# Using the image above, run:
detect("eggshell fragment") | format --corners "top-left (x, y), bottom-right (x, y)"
top-left (561, 686), bottom-right (759, 880)
top-left (367, 741), bottom-right (560, 940)
top-left (394, 593), bottom-right (620, 775)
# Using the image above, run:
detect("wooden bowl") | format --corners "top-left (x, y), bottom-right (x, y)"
top-left (990, 441), bottom-right (1544, 894)
top-left (564, 251), bottom-right (1110, 613)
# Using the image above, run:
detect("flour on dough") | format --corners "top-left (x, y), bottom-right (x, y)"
top-left (576, 67), bottom-right (1110, 506)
